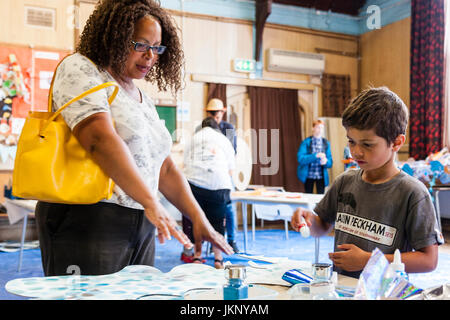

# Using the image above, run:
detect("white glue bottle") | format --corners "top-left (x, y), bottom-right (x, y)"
top-left (387, 249), bottom-right (409, 281)
top-left (298, 216), bottom-right (310, 238)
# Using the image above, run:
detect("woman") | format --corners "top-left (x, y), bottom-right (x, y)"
top-left (297, 119), bottom-right (333, 194)
top-left (183, 117), bottom-right (236, 268)
top-left (35, 0), bottom-right (232, 276)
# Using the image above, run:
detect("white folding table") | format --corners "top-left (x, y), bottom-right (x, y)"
top-left (231, 190), bottom-right (324, 261)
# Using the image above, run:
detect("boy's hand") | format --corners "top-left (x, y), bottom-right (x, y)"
top-left (328, 244), bottom-right (371, 272)
top-left (291, 208), bottom-right (314, 231)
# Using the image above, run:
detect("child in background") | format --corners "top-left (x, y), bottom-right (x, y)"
top-left (297, 119), bottom-right (333, 194)
top-left (291, 87), bottom-right (444, 279)
top-left (343, 146), bottom-right (358, 171)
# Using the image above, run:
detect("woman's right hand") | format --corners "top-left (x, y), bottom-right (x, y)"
top-left (144, 202), bottom-right (193, 247)
top-left (192, 218), bottom-right (234, 256)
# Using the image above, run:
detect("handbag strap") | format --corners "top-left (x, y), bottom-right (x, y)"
top-left (40, 54), bottom-right (119, 136)
top-left (40, 82), bottom-right (119, 136)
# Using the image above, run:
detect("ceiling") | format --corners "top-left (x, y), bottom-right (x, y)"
top-left (271, 0), bottom-right (367, 16)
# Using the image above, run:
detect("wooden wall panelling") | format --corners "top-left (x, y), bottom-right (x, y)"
top-left (0, 0), bottom-right (75, 50)
top-left (298, 90), bottom-right (314, 139)
top-left (182, 16), bottom-right (254, 77)
top-left (320, 117), bottom-right (348, 184)
top-left (261, 25), bottom-right (359, 98)
top-left (75, 1), bottom-right (97, 45)
top-left (360, 18), bottom-right (410, 107)
top-left (360, 17), bottom-right (411, 159)
top-left (320, 54), bottom-right (359, 98)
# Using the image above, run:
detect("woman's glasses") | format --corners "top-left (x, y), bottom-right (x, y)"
top-left (131, 41), bottom-right (166, 55)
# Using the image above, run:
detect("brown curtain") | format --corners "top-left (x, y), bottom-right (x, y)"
top-left (248, 86), bottom-right (303, 192)
top-left (321, 73), bottom-right (351, 117)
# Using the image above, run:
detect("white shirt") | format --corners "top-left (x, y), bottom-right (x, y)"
top-left (184, 127), bottom-right (235, 190)
top-left (52, 53), bottom-right (172, 210)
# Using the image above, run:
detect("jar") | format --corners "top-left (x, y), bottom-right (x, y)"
top-left (223, 264), bottom-right (248, 300)
top-left (310, 280), bottom-right (340, 300)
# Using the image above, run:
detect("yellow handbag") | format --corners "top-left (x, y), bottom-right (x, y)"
top-left (12, 57), bottom-right (119, 204)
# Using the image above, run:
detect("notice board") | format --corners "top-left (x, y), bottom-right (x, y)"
top-left (156, 105), bottom-right (177, 142)
top-left (0, 44), bottom-right (71, 169)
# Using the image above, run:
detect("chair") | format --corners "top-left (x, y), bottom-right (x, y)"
top-left (252, 204), bottom-right (293, 240)
top-left (246, 186), bottom-right (288, 240)
top-left (4, 199), bottom-right (37, 272)
top-left (433, 186), bottom-right (450, 232)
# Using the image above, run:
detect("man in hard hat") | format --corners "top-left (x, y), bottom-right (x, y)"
top-left (205, 98), bottom-right (237, 152)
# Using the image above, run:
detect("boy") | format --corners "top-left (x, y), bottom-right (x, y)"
top-left (291, 87), bottom-right (444, 278)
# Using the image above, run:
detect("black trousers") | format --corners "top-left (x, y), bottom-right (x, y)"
top-left (304, 178), bottom-right (325, 194)
top-left (182, 183), bottom-right (230, 244)
top-left (35, 201), bottom-right (155, 276)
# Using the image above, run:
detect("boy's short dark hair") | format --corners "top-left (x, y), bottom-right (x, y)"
top-left (342, 86), bottom-right (409, 145)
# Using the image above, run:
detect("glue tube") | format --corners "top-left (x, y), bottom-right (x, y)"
top-left (298, 216), bottom-right (310, 238)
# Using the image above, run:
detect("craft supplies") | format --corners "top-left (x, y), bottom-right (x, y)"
top-left (415, 283), bottom-right (450, 300)
top-left (354, 248), bottom-right (389, 299)
top-left (310, 280), bottom-right (340, 300)
top-left (380, 276), bottom-right (422, 299)
top-left (223, 264), bottom-right (249, 300)
top-left (185, 284), bottom-right (278, 300)
top-left (354, 247), bottom-right (424, 300)
top-left (312, 263), bottom-right (332, 282)
top-left (281, 268), bottom-right (313, 285)
top-left (386, 249), bottom-right (408, 281)
top-left (287, 283), bottom-right (311, 300)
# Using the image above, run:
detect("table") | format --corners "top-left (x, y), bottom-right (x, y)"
top-left (5, 262), bottom-right (358, 300)
top-left (230, 190), bottom-right (324, 255)
top-left (3, 199), bottom-right (38, 272)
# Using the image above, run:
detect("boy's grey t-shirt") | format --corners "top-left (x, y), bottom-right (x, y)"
top-left (314, 169), bottom-right (444, 278)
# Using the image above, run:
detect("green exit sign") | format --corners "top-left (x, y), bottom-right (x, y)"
top-left (233, 58), bottom-right (256, 73)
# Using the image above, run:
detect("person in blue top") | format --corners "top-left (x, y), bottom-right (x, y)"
top-left (297, 119), bottom-right (333, 194)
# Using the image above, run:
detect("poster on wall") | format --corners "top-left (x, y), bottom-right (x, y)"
top-left (0, 45), bottom-right (70, 170)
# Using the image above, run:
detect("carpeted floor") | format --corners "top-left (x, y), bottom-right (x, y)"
top-left (1, 228), bottom-right (449, 300)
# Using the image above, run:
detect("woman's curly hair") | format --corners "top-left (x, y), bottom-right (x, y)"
top-left (76, 0), bottom-right (184, 95)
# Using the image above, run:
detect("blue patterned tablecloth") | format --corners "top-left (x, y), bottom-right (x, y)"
top-left (5, 260), bottom-right (312, 300)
